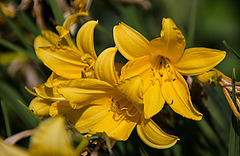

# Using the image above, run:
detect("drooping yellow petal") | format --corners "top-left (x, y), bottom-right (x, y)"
top-left (161, 65), bottom-right (203, 120)
top-left (29, 117), bottom-right (73, 156)
top-left (95, 47), bottom-right (119, 85)
top-left (58, 79), bottom-right (117, 109)
top-left (173, 48), bottom-right (226, 76)
top-left (150, 18), bottom-right (185, 63)
top-left (34, 84), bottom-right (65, 100)
top-left (29, 97), bottom-right (50, 119)
top-left (36, 46), bottom-right (88, 79)
top-left (113, 22), bottom-right (149, 60)
top-left (114, 76), bottom-right (144, 113)
top-left (137, 117), bottom-right (179, 149)
top-left (63, 12), bottom-right (89, 30)
top-left (0, 138), bottom-right (30, 156)
top-left (76, 20), bottom-right (98, 59)
top-left (143, 79), bottom-right (165, 119)
top-left (66, 103), bottom-right (140, 141)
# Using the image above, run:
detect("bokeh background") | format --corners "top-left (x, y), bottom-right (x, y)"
top-left (1, 0), bottom-right (240, 155)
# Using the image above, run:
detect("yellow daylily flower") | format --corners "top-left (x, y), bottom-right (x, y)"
top-left (34, 12), bottom-right (97, 79)
top-left (51, 47), bottom-right (179, 149)
top-left (0, 117), bottom-right (86, 156)
top-left (114, 18), bottom-right (226, 120)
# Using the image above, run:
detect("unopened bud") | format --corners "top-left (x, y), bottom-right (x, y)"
top-left (196, 70), bottom-right (218, 88)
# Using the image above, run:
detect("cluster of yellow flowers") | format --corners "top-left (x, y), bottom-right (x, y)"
top-left (27, 11), bottom-right (225, 150)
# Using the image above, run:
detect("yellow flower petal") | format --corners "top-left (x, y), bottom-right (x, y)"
top-left (36, 46), bottom-right (88, 79)
top-left (143, 80), bottom-right (165, 119)
top-left (34, 35), bottom-right (53, 50)
top-left (76, 20), bottom-right (98, 60)
top-left (150, 18), bottom-right (186, 63)
top-left (161, 66), bottom-right (203, 120)
top-left (137, 117), bottom-right (179, 149)
top-left (114, 22), bottom-right (149, 60)
top-left (56, 26), bottom-right (78, 50)
top-left (120, 55), bottom-right (151, 80)
top-left (44, 72), bottom-right (69, 88)
top-left (63, 12), bottom-right (89, 30)
top-left (58, 79), bottom-right (117, 109)
top-left (66, 103), bottom-right (140, 141)
top-left (34, 84), bottom-right (65, 101)
top-left (114, 76), bottom-right (144, 113)
top-left (0, 138), bottom-right (30, 156)
top-left (95, 47), bottom-right (119, 85)
top-left (49, 101), bottom-right (72, 117)
top-left (29, 97), bottom-right (50, 119)
top-left (41, 30), bottom-right (60, 46)
top-left (173, 48), bottom-right (226, 76)
top-left (29, 117), bottom-right (73, 155)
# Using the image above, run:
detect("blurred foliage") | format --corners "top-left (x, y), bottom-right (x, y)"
top-left (1, 0), bottom-right (240, 155)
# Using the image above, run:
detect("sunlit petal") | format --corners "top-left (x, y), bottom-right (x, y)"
top-left (95, 47), bottom-right (119, 85)
top-left (150, 18), bottom-right (185, 63)
top-left (161, 65), bottom-right (203, 120)
top-left (114, 76), bottom-right (144, 113)
top-left (143, 80), bottom-right (165, 119)
top-left (76, 20), bottom-right (98, 59)
top-left (173, 48), bottom-right (226, 76)
top-left (120, 55), bottom-right (151, 80)
top-left (137, 117), bottom-right (179, 149)
top-left (29, 117), bottom-right (73, 155)
top-left (66, 103), bottom-right (140, 141)
top-left (36, 46), bottom-right (88, 79)
top-left (114, 22), bottom-right (149, 60)
top-left (58, 79), bottom-right (117, 109)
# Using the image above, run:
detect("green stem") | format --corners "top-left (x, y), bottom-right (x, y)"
top-left (223, 40), bottom-right (240, 60)
top-left (73, 138), bottom-right (89, 156)
top-left (228, 68), bottom-right (240, 156)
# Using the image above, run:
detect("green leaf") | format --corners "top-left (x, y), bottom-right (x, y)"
top-left (1, 100), bottom-right (12, 137)
top-left (0, 9), bottom-right (34, 53)
top-left (48, 0), bottom-right (65, 26)
top-left (17, 12), bottom-right (41, 36)
top-left (0, 39), bottom-right (39, 62)
top-left (0, 81), bottom-right (41, 129)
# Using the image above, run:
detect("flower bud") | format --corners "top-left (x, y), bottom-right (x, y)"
top-left (196, 70), bottom-right (218, 88)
